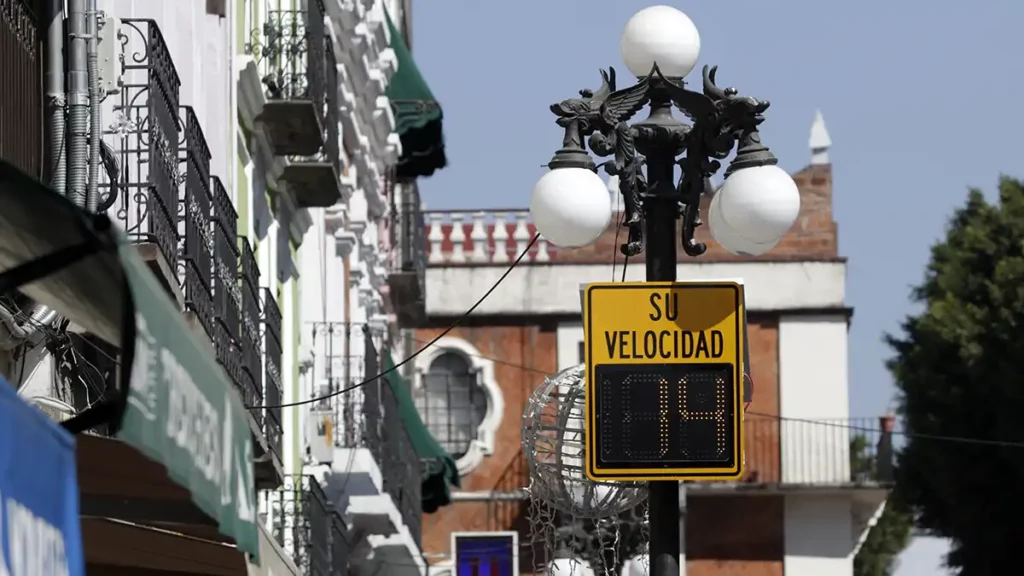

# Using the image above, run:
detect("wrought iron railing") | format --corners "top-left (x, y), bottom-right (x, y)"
top-left (393, 179), bottom-right (427, 284)
top-left (181, 106), bottom-right (214, 337)
top-left (321, 34), bottom-right (341, 176)
top-left (249, 0), bottom-right (326, 119)
top-left (262, 287), bottom-right (283, 459)
top-left (362, 333), bottom-right (424, 548)
top-left (103, 19), bottom-right (181, 270)
top-left (330, 512), bottom-right (349, 575)
top-left (739, 416), bottom-right (896, 485)
top-left (239, 238), bottom-right (263, 420)
top-left (211, 175), bottom-right (243, 389)
top-left (0, 0), bottom-right (42, 178)
top-left (271, 475), bottom-right (331, 576)
top-left (309, 321), bottom-right (366, 447)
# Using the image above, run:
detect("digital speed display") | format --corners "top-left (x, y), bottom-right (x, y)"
top-left (593, 363), bottom-right (737, 470)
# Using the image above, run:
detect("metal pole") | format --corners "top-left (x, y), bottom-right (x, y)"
top-left (640, 85), bottom-right (681, 576)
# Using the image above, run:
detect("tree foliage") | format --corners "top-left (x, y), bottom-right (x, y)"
top-left (886, 177), bottom-right (1024, 574)
top-left (851, 435), bottom-right (912, 576)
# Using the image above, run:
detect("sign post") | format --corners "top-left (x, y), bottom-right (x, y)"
top-left (582, 281), bottom-right (746, 482)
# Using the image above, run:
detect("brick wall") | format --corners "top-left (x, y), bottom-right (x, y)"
top-left (686, 496), bottom-right (785, 576)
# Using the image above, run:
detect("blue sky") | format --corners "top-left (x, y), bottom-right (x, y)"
top-left (409, 0), bottom-right (1023, 571)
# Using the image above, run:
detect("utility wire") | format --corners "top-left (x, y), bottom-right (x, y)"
top-left (251, 233), bottom-right (540, 410)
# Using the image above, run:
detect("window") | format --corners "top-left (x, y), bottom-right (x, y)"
top-left (454, 532), bottom-right (517, 576)
top-left (578, 341), bottom-right (585, 364)
top-left (413, 337), bottom-right (505, 475)
top-left (417, 352), bottom-right (487, 458)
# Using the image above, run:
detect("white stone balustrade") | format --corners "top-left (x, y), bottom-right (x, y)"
top-left (425, 210), bottom-right (554, 265)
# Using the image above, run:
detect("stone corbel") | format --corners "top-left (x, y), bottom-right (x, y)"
top-left (325, 204), bottom-right (348, 235)
top-left (335, 229), bottom-right (358, 258)
top-left (376, 47), bottom-right (398, 83)
top-left (348, 267), bottom-right (365, 289)
top-left (369, 265), bottom-right (387, 289)
top-left (367, 313), bottom-right (388, 336)
top-left (358, 286), bottom-right (376, 310)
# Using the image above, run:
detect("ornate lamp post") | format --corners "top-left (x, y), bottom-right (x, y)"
top-left (529, 6), bottom-right (801, 576)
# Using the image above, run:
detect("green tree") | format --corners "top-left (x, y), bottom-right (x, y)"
top-left (886, 177), bottom-right (1024, 574)
top-left (851, 435), bottom-right (912, 576)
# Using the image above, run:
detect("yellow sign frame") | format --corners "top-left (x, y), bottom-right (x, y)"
top-left (583, 281), bottom-right (746, 482)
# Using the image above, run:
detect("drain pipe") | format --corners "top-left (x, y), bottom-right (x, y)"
top-left (44, 0), bottom-right (66, 195)
top-left (66, 0), bottom-right (89, 209)
top-left (85, 0), bottom-right (101, 212)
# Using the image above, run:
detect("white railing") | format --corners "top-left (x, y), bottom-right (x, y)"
top-left (424, 209), bottom-right (555, 265)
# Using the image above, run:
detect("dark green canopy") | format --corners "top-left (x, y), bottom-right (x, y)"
top-left (382, 353), bottom-right (460, 512)
top-left (384, 11), bottom-right (447, 179)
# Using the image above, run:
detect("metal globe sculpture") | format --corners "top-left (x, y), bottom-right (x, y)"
top-left (522, 364), bottom-right (646, 519)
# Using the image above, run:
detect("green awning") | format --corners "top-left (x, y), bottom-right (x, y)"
top-left (384, 11), bottom-right (447, 179)
top-left (0, 159), bottom-right (260, 563)
top-left (383, 353), bottom-right (460, 512)
top-left (116, 241), bottom-right (260, 561)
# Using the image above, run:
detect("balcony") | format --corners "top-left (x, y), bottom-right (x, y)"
top-left (262, 288), bottom-right (284, 470)
top-left (0, 0), bottom-right (42, 178)
top-left (248, 0), bottom-right (344, 208)
top-left (268, 475), bottom-right (336, 575)
top-left (365, 350), bottom-right (424, 548)
top-left (181, 107), bottom-right (215, 338)
top-left (321, 327), bottom-right (427, 574)
top-left (727, 416), bottom-right (895, 489)
top-left (240, 238), bottom-right (264, 424)
top-left (387, 178), bottom-right (427, 326)
top-left (103, 18), bottom-right (182, 293)
top-left (211, 175), bottom-right (244, 390)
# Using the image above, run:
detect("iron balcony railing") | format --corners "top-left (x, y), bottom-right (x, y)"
top-left (739, 416), bottom-right (896, 485)
top-left (103, 18), bottom-right (181, 271)
top-left (255, 1), bottom-right (325, 113)
top-left (181, 106), bottom-right (215, 338)
top-left (240, 238), bottom-right (263, 422)
top-left (271, 475), bottom-right (331, 576)
top-left (262, 287), bottom-right (283, 460)
top-left (321, 35), bottom-right (341, 178)
top-left (330, 512), bottom-right (350, 575)
top-left (0, 0), bottom-right (42, 178)
top-left (395, 179), bottom-right (427, 287)
top-left (362, 331), bottom-right (423, 548)
top-left (310, 321), bottom-right (365, 448)
top-left (245, 0), bottom-right (341, 208)
top-left (386, 177), bottom-right (427, 325)
top-left (211, 176), bottom-right (243, 392)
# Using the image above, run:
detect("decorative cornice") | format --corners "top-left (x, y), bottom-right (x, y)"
top-left (325, 204), bottom-right (349, 235)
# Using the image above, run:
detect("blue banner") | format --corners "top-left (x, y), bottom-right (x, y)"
top-left (0, 378), bottom-right (85, 576)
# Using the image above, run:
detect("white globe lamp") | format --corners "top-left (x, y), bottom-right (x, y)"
top-left (709, 165), bottom-right (800, 256)
top-left (620, 6), bottom-right (701, 78)
top-left (530, 168), bottom-right (612, 248)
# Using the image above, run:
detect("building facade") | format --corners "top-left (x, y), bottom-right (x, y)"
top-left (406, 115), bottom-right (894, 576)
top-left (1, 0), bottom-right (452, 574)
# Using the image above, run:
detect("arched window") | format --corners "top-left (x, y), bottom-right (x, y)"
top-left (417, 352), bottom-right (488, 458)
